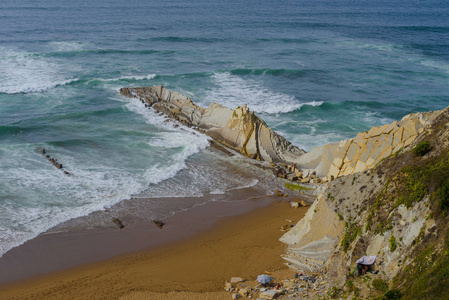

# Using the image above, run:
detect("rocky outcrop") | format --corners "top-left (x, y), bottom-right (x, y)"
top-left (280, 196), bottom-right (344, 274)
top-left (280, 107), bottom-right (449, 296)
top-left (294, 111), bottom-right (440, 180)
top-left (120, 85), bottom-right (306, 163)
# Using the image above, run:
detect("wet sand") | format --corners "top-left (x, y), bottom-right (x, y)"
top-left (0, 195), bottom-right (308, 299)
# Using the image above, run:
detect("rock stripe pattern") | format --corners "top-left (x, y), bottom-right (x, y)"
top-left (120, 85), bottom-right (306, 163)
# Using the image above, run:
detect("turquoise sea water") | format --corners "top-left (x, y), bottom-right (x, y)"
top-left (1, 0), bottom-right (449, 257)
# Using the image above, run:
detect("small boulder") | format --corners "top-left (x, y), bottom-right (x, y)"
top-left (301, 178), bottom-right (310, 184)
top-left (287, 174), bottom-right (297, 181)
top-left (112, 217), bottom-right (125, 229)
top-left (290, 202), bottom-right (299, 208)
top-left (153, 220), bottom-right (165, 229)
top-left (259, 289), bottom-right (282, 299)
top-left (232, 293), bottom-right (241, 299)
top-left (239, 286), bottom-right (251, 297)
top-left (41, 148), bottom-right (46, 154)
top-left (224, 282), bottom-right (233, 292)
top-left (275, 190), bottom-right (284, 197)
top-left (230, 277), bottom-right (244, 284)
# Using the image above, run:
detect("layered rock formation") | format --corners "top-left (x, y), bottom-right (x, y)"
top-left (120, 85), bottom-right (306, 163)
top-left (295, 111), bottom-right (439, 180)
top-left (280, 106), bottom-right (449, 297)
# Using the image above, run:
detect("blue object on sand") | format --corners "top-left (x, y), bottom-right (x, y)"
top-left (257, 274), bottom-right (272, 284)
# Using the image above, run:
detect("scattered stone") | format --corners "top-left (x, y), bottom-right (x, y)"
top-left (259, 289), bottom-right (282, 299)
top-left (112, 217), bottom-right (125, 229)
top-left (290, 201), bottom-right (299, 208)
top-left (224, 282), bottom-right (233, 292)
top-left (239, 286), bottom-right (251, 296)
top-left (63, 171), bottom-right (70, 175)
top-left (152, 220), bottom-right (165, 229)
top-left (300, 178), bottom-right (310, 184)
top-left (41, 148), bottom-right (46, 154)
top-left (230, 277), bottom-right (244, 284)
top-left (300, 200), bottom-right (307, 207)
top-left (231, 293), bottom-right (241, 299)
top-left (287, 174), bottom-right (297, 181)
top-left (275, 190), bottom-right (284, 197)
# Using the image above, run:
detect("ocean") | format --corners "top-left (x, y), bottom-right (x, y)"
top-left (1, 0), bottom-right (448, 257)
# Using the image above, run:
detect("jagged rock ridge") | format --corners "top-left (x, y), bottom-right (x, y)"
top-left (120, 85), bottom-right (306, 163)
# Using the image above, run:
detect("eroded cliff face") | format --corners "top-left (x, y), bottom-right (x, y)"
top-left (120, 85), bottom-right (306, 163)
top-left (295, 111), bottom-right (440, 181)
top-left (280, 107), bottom-right (449, 299)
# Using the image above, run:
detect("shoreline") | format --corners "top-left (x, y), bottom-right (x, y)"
top-left (0, 144), bottom-right (296, 284)
top-left (0, 194), bottom-right (308, 299)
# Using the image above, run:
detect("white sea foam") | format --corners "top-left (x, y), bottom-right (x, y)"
top-left (100, 74), bottom-right (157, 82)
top-left (0, 47), bottom-right (78, 94)
top-left (47, 41), bottom-right (89, 52)
top-left (205, 72), bottom-right (323, 114)
top-left (0, 94), bottom-right (211, 257)
top-left (0, 148), bottom-right (142, 257)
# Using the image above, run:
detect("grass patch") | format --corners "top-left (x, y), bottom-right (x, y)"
top-left (393, 226), bottom-right (449, 299)
top-left (372, 279), bottom-right (389, 293)
top-left (284, 182), bottom-right (313, 191)
top-left (341, 220), bottom-right (361, 251)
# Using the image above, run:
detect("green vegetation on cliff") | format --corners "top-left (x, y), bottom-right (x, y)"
top-left (370, 113), bottom-right (449, 299)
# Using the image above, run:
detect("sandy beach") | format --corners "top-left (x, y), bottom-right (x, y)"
top-left (0, 192), bottom-right (308, 299)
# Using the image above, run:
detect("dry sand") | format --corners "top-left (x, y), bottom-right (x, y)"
top-left (0, 199), bottom-right (307, 300)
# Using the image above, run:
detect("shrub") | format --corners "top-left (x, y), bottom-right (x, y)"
top-left (389, 235), bottom-right (397, 252)
top-left (328, 286), bottom-right (341, 299)
top-left (372, 279), bottom-right (389, 293)
top-left (341, 221), bottom-right (361, 251)
top-left (438, 180), bottom-right (449, 211)
top-left (384, 289), bottom-right (402, 299)
top-left (413, 141), bottom-right (432, 156)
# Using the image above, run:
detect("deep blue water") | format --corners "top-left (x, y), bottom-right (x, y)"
top-left (1, 0), bottom-right (449, 257)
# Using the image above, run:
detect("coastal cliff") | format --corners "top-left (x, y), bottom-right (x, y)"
top-left (281, 107), bottom-right (449, 299)
top-left (120, 86), bottom-right (449, 299)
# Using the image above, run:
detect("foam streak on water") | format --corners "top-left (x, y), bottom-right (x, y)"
top-left (0, 47), bottom-right (79, 94)
top-left (206, 72), bottom-right (323, 114)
